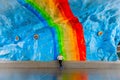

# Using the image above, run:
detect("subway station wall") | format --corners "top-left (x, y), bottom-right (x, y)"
top-left (0, 0), bottom-right (120, 61)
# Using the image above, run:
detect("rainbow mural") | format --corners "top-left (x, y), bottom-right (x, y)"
top-left (0, 0), bottom-right (120, 61)
top-left (17, 0), bottom-right (86, 61)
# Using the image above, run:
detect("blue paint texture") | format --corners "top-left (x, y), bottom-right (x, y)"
top-left (0, 0), bottom-right (57, 61)
top-left (69, 0), bottom-right (120, 61)
top-left (0, 0), bottom-right (120, 61)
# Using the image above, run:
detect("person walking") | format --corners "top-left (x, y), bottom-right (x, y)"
top-left (57, 54), bottom-right (64, 69)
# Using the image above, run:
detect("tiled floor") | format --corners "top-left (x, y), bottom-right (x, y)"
top-left (0, 68), bottom-right (120, 80)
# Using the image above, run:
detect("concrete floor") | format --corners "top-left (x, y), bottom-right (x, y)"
top-left (0, 69), bottom-right (120, 80)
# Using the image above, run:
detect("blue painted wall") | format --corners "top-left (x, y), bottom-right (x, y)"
top-left (0, 0), bottom-right (55, 61)
top-left (69, 0), bottom-right (120, 61)
top-left (0, 0), bottom-right (120, 61)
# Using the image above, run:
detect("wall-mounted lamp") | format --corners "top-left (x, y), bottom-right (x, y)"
top-left (98, 31), bottom-right (103, 36)
top-left (15, 36), bottom-right (19, 41)
top-left (34, 34), bottom-right (39, 40)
